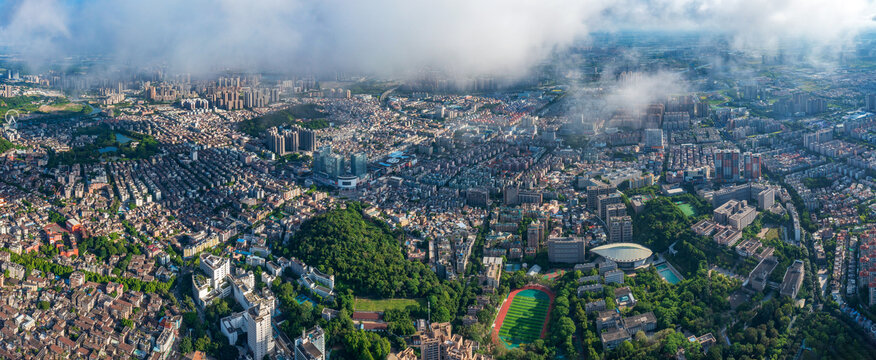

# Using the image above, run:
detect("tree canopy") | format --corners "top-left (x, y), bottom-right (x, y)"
top-left (633, 197), bottom-right (690, 252)
top-left (238, 104), bottom-right (329, 136)
top-left (281, 204), bottom-right (440, 298)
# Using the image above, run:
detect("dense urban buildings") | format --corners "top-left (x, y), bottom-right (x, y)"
top-left (2, 7), bottom-right (876, 360)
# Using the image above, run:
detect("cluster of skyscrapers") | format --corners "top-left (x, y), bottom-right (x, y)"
top-left (772, 92), bottom-right (828, 116)
top-left (267, 126), bottom-right (317, 155)
top-left (207, 87), bottom-right (281, 110)
top-left (179, 98), bottom-right (210, 110)
top-left (311, 145), bottom-right (368, 179)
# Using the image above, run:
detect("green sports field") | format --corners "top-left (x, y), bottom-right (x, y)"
top-left (353, 298), bottom-right (424, 312)
top-left (498, 289), bottom-right (551, 349)
top-left (674, 201), bottom-right (697, 217)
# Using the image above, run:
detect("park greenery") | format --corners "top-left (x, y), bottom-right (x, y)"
top-left (497, 260), bottom-right (872, 360)
top-left (238, 104), bottom-right (329, 136)
top-left (610, 151), bottom-right (637, 162)
top-left (802, 176), bottom-right (833, 190)
top-left (280, 203), bottom-right (441, 299)
top-left (179, 297), bottom-right (241, 360)
top-left (47, 124), bottom-right (158, 167)
top-left (557, 133), bottom-right (588, 150)
top-left (632, 197), bottom-right (691, 252)
top-left (0, 95), bottom-right (92, 118)
top-left (790, 311), bottom-right (875, 359)
top-left (267, 203), bottom-right (515, 357)
top-left (275, 203), bottom-right (488, 325)
top-left (279, 152), bottom-right (312, 164)
top-left (0, 138), bottom-right (13, 153)
top-left (4, 249), bottom-right (172, 293)
top-left (0, 95), bottom-right (46, 114)
top-left (345, 80), bottom-right (398, 95)
top-left (271, 271), bottom-right (410, 359)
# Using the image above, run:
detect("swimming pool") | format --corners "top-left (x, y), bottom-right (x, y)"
top-left (657, 263), bottom-right (682, 284)
top-left (295, 294), bottom-right (316, 306)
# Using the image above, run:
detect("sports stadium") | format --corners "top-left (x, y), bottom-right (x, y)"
top-left (590, 242), bottom-right (653, 270)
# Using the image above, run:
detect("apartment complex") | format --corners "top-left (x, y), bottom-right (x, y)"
top-left (713, 200), bottom-right (757, 230)
top-left (413, 322), bottom-right (492, 360)
top-left (294, 326), bottom-right (326, 360)
top-left (547, 236), bottom-right (587, 263)
top-left (780, 260), bottom-right (805, 299)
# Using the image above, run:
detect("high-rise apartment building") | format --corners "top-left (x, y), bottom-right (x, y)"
top-left (867, 93), bottom-right (876, 112)
top-left (644, 128), bottom-right (664, 150)
top-left (587, 184), bottom-right (616, 210)
top-left (597, 192), bottom-right (624, 222)
top-left (608, 216), bottom-right (633, 243)
top-left (742, 152), bottom-right (761, 180)
top-left (294, 326), bottom-right (325, 360)
top-left (245, 301), bottom-right (274, 360)
top-left (527, 220), bottom-right (544, 250)
top-left (267, 129), bottom-right (286, 156)
top-left (351, 153), bottom-right (367, 177)
top-left (199, 253), bottom-right (230, 288)
top-left (503, 186), bottom-right (520, 205)
top-left (466, 188), bottom-right (489, 207)
top-left (299, 129), bottom-right (317, 152)
top-left (714, 149), bottom-right (740, 183)
top-left (284, 130), bottom-right (300, 153)
top-left (605, 203), bottom-right (626, 219)
top-left (518, 190), bottom-right (543, 204)
top-left (802, 128), bottom-right (833, 149)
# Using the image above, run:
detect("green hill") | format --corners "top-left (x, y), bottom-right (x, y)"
top-left (238, 104), bottom-right (329, 136)
top-left (283, 204), bottom-right (439, 298)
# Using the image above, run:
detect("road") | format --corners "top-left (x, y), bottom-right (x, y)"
top-left (379, 86), bottom-right (399, 104)
top-left (273, 319), bottom-right (295, 356)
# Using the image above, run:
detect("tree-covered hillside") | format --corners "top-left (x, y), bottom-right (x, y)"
top-left (633, 197), bottom-right (691, 252)
top-left (282, 204), bottom-right (440, 298)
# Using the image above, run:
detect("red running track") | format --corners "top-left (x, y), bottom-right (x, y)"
top-left (491, 284), bottom-right (556, 349)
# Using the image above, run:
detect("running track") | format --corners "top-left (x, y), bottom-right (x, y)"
top-left (491, 284), bottom-right (556, 349)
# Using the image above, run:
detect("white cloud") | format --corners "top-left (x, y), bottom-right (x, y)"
top-left (0, 0), bottom-right (873, 76)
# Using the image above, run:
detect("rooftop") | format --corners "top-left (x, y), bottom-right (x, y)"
top-left (591, 243), bottom-right (653, 263)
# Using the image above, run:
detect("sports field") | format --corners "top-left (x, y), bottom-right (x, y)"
top-left (353, 298), bottom-right (424, 312)
top-left (674, 201), bottom-right (697, 217)
top-left (494, 287), bottom-right (554, 349)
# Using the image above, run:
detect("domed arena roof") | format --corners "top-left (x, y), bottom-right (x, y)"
top-left (591, 243), bottom-right (653, 263)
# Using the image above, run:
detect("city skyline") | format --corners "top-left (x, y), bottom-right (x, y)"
top-left (1, 1), bottom-right (876, 360)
